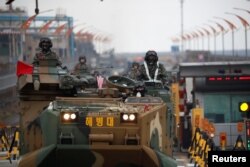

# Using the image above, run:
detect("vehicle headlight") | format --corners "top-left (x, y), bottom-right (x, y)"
top-left (123, 114), bottom-right (129, 120)
top-left (129, 114), bottom-right (135, 121)
top-left (63, 113), bottom-right (70, 120)
top-left (70, 113), bottom-right (76, 120)
top-left (61, 112), bottom-right (78, 123)
top-left (210, 133), bottom-right (215, 138)
top-left (121, 113), bottom-right (137, 123)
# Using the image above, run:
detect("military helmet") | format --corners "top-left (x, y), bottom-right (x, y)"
top-left (79, 56), bottom-right (86, 62)
top-left (145, 50), bottom-right (158, 62)
top-left (39, 37), bottom-right (53, 48)
top-left (132, 62), bottom-right (140, 68)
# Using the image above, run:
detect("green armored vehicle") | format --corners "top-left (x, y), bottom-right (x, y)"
top-left (17, 58), bottom-right (176, 167)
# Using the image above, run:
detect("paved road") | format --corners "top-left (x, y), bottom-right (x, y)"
top-left (0, 159), bottom-right (19, 167)
top-left (1, 150), bottom-right (195, 167)
top-left (0, 152), bottom-right (19, 167)
top-left (174, 151), bottom-right (195, 167)
top-left (0, 74), bottom-right (16, 92)
top-left (1, 151), bottom-right (194, 167)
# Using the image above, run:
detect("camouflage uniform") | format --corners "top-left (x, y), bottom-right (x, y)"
top-left (73, 56), bottom-right (90, 75)
top-left (33, 37), bottom-right (61, 66)
top-left (33, 51), bottom-right (61, 64)
top-left (73, 56), bottom-right (96, 87)
top-left (140, 50), bottom-right (168, 83)
top-left (128, 62), bottom-right (141, 80)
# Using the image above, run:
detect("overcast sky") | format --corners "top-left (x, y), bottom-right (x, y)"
top-left (13, 0), bottom-right (250, 53)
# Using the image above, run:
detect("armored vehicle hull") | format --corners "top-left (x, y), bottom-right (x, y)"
top-left (17, 60), bottom-right (176, 167)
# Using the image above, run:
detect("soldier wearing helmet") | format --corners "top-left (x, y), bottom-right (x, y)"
top-left (128, 62), bottom-right (141, 80)
top-left (33, 37), bottom-right (61, 66)
top-left (73, 56), bottom-right (90, 75)
top-left (139, 50), bottom-right (168, 83)
top-left (72, 55), bottom-right (97, 87)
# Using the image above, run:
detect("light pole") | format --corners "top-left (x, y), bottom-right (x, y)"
top-left (197, 29), bottom-right (204, 50)
top-left (200, 27), bottom-right (211, 51)
top-left (214, 17), bottom-right (237, 57)
top-left (215, 22), bottom-right (226, 56)
top-left (227, 11), bottom-right (250, 57)
top-left (234, 8), bottom-right (250, 57)
top-left (209, 20), bottom-right (226, 56)
top-left (181, 35), bottom-right (187, 50)
top-left (185, 34), bottom-right (192, 50)
top-left (234, 8), bottom-right (250, 14)
top-left (94, 32), bottom-right (109, 54)
top-left (205, 24), bottom-right (217, 55)
top-left (191, 32), bottom-right (199, 50)
top-left (180, 0), bottom-right (184, 53)
top-left (190, 33), bottom-right (196, 50)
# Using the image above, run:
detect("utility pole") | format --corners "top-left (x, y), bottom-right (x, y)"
top-left (180, 0), bottom-right (184, 53)
top-left (226, 12), bottom-right (249, 57)
top-left (233, 8), bottom-right (250, 57)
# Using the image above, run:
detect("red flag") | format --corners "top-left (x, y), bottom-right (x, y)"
top-left (76, 28), bottom-right (84, 36)
top-left (223, 19), bottom-right (237, 30)
top-left (215, 22), bottom-right (225, 32)
top-left (40, 20), bottom-right (53, 33)
top-left (201, 27), bottom-right (210, 36)
top-left (208, 25), bottom-right (217, 35)
top-left (171, 37), bottom-right (180, 43)
top-left (197, 30), bottom-right (204, 37)
top-left (102, 37), bottom-right (111, 43)
top-left (81, 32), bottom-right (94, 41)
top-left (16, 61), bottom-right (33, 77)
top-left (21, 14), bottom-right (37, 30)
top-left (181, 35), bottom-right (187, 40)
top-left (191, 32), bottom-right (199, 38)
top-left (66, 27), bottom-right (74, 38)
top-left (186, 34), bottom-right (192, 40)
top-left (234, 14), bottom-right (249, 27)
top-left (54, 23), bottom-right (67, 35)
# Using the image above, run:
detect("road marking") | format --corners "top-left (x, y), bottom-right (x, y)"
top-left (176, 158), bottom-right (185, 162)
top-left (187, 163), bottom-right (195, 167)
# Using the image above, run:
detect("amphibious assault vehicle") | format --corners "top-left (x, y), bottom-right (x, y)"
top-left (17, 58), bottom-right (176, 167)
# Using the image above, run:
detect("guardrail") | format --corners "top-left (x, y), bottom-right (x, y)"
top-left (188, 126), bottom-right (246, 167)
top-left (0, 74), bottom-right (16, 92)
top-left (0, 126), bottom-right (19, 163)
top-left (188, 128), bottom-right (216, 167)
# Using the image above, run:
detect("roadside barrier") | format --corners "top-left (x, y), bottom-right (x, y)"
top-left (0, 126), bottom-right (20, 163)
top-left (232, 134), bottom-right (246, 151)
top-left (188, 127), bottom-right (215, 167)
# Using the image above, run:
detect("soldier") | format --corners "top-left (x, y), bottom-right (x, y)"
top-left (73, 56), bottom-right (90, 75)
top-left (33, 37), bottom-right (62, 66)
top-left (128, 62), bottom-right (141, 80)
top-left (72, 56), bottom-right (97, 88)
top-left (139, 50), bottom-right (168, 83)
